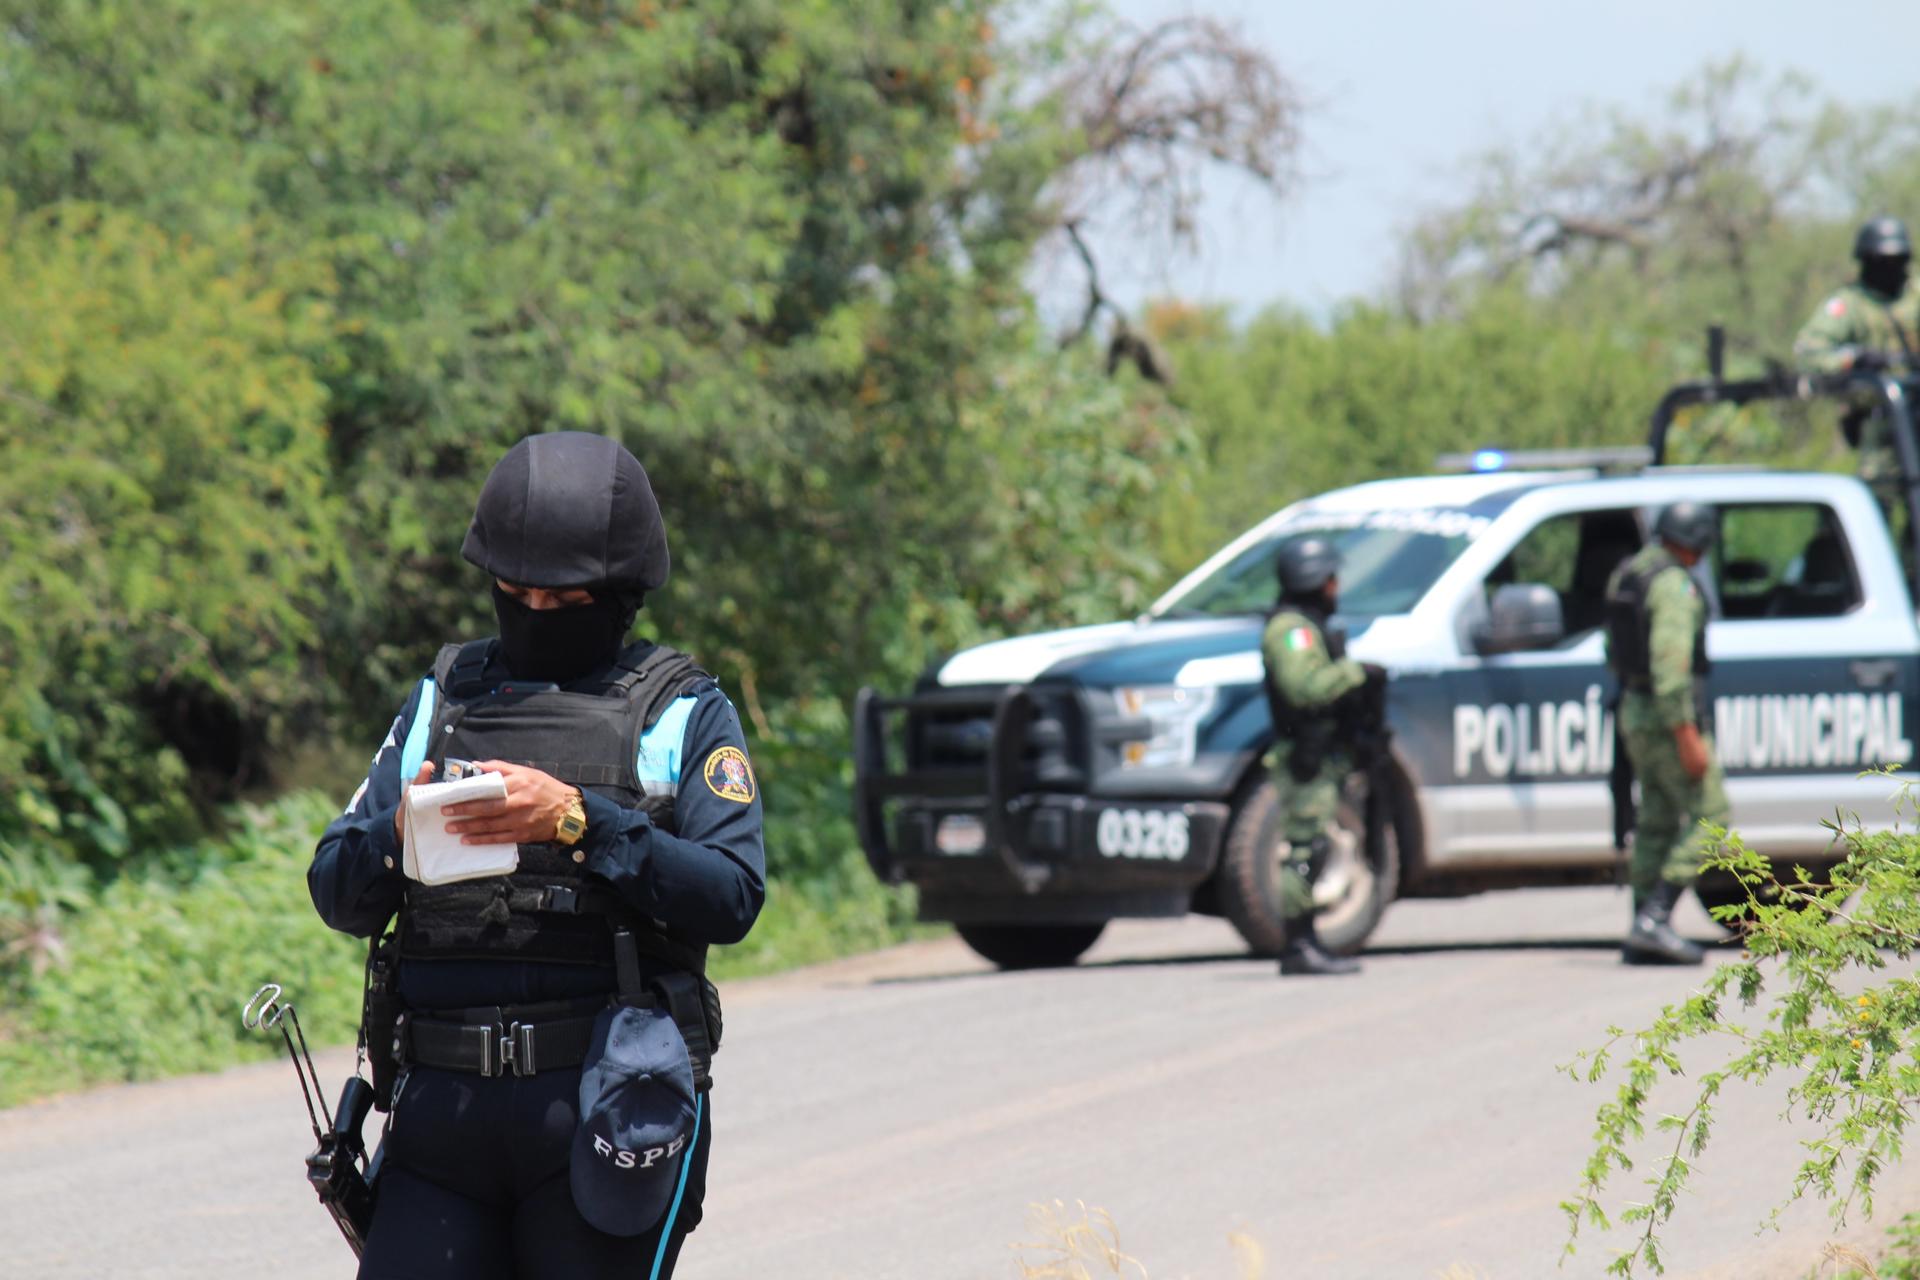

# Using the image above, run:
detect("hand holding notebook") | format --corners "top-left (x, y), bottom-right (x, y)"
top-left (402, 772), bottom-right (520, 885)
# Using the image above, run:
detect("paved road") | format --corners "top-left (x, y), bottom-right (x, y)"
top-left (3, 887), bottom-right (1914, 1279)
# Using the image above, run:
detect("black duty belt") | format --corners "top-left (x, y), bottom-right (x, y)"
top-left (397, 1000), bottom-right (609, 1078)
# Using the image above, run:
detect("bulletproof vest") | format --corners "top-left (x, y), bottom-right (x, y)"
top-left (397, 637), bottom-right (712, 973)
top-left (1861, 286), bottom-right (1917, 363)
top-left (1604, 550), bottom-right (1709, 691)
top-left (1262, 603), bottom-right (1346, 736)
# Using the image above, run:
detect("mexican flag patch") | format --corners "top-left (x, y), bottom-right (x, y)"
top-left (1284, 626), bottom-right (1315, 652)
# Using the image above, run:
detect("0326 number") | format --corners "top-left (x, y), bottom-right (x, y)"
top-left (1095, 808), bottom-right (1189, 861)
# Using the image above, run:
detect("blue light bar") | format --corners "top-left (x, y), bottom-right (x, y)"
top-left (1470, 448), bottom-right (1507, 472)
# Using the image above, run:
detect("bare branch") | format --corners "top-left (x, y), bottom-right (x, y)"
top-left (1396, 60), bottom-right (1837, 320)
top-left (1052, 16), bottom-right (1302, 244)
top-left (1037, 16), bottom-right (1303, 375)
top-left (1060, 218), bottom-right (1109, 348)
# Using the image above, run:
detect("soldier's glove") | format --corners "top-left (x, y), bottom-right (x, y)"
top-left (1360, 662), bottom-right (1388, 689)
top-left (1841, 405), bottom-right (1869, 449)
top-left (1672, 721), bottom-right (1711, 783)
top-left (1850, 348), bottom-right (1892, 374)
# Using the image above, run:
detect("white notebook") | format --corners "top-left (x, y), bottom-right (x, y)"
top-left (402, 772), bottom-right (520, 886)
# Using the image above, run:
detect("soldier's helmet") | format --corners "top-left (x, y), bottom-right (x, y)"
top-left (1275, 536), bottom-right (1341, 595)
top-left (1653, 502), bottom-right (1717, 554)
top-left (462, 432), bottom-right (671, 597)
top-left (1854, 216), bottom-right (1912, 262)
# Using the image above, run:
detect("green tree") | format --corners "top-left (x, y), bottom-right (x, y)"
top-left (0, 1), bottom-right (1309, 895)
top-left (1141, 61), bottom-right (1920, 578)
top-left (1143, 290), bottom-right (1670, 569)
top-left (1398, 59), bottom-right (1920, 366)
top-left (0, 196), bottom-right (343, 871)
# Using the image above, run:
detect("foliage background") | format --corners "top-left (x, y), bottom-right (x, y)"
top-left (4, 0), bottom-right (1920, 1102)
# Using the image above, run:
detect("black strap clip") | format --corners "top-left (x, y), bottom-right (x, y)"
top-left (481, 1021), bottom-right (537, 1077)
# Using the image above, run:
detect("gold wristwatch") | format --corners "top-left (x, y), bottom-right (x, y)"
top-left (554, 790), bottom-right (588, 846)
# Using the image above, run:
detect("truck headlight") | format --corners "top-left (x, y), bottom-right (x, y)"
top-left (1113, 685), bottom-right (1217, 769)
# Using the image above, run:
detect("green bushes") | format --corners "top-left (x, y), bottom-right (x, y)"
top-left (1563, 796), bottom-right (1920, 1276)
top-left (0, 0), bottom-right (1185, 886)
top-left (0, 779), bottom-right (921, 1108)
top-left (0, 794), bottom-right (362, 1107)
top-left (0, 197), bottom-right (345, 873)
top-left (0, 2), bottom-right (1169, 1102)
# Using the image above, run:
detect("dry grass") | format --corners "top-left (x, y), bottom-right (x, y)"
top-left (1819, 1241), bottom-right (1881, 1279)
top-left (1010, 1202), bottom-right (1907, 1279)
top-left (1018, 1201), bottom-right (1489, 1280)
top-left (1010, 1202), bottom-right (1505, 1280)
top-left (1014, 1202), bottom-right (1153, 1279)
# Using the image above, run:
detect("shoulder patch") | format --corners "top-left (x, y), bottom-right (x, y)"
top-left (1283, 626), bottom-right (1316, 652)
top-left (702, 746), bottom-right (756, 804)
top-left (1828, 297), bottom-right (1848, 318)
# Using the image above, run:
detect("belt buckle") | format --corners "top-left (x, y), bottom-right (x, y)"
top-left (494, 1021), bottom-right (537, 1077)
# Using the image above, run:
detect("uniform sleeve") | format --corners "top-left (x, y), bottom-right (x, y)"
top-left (1794, 293), bottom-right (1863, 374)
top-left (1897, 289), bottom-right (1920, 363)
top-left (578, 686), bottom-right (766, 946)
top-left (1263, 614), bottom-right (1366, 708)
top-left (307, 680), bottom-right (428, 938)
top-left (1646, 567), bottom-right (1703, 728)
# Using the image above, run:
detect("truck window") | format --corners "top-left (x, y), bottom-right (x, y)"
top-left (1484, 509), bottom-right (1642, 636)
top-left (1159, 517), bottom-right (1480, 620)
top-left (1715, 502), bottom-right (1861, 620)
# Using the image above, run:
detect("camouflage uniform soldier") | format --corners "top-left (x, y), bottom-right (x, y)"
top-left (1261, 537), bottom-right (1383, 977)
top-left (1794, 217), bottom-right (1918, 487)
top-left (1603, 503), bottom-right (1728, 966)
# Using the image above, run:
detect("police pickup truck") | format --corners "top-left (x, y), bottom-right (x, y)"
top-left (853, 366), bottom-right (1920, 968)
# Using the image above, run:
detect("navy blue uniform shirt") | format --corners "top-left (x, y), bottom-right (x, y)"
top-left (309, 665), bottom-right (766, 1009)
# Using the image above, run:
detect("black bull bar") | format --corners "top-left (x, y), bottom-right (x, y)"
top-left (853, 685), bottom-right (1055, 894)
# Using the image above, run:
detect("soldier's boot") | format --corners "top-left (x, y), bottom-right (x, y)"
top-left (1277, 913), bottom-right (1361, 977)
top-left (1621, 881), bottom-right (1705, 966)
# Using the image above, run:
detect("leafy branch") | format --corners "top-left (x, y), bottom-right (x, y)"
top-left (1563, 776), bottom-right (1920, 1275)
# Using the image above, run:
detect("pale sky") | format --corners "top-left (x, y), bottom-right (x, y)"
top-left (1058, 0), bottom-right (1920, 319)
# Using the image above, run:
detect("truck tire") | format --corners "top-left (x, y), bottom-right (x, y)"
top-left (954, 923), bottom-right (1107, 970)
top-left (1218, 775), bottom-right (1399, 957)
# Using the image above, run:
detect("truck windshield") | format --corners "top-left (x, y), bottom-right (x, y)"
top-left (1156, 510), bottom-right (1487, 619)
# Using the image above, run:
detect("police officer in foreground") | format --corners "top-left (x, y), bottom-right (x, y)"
top-left (1603, 503), bottom-right (1726, 966)
top-left (309, 432), bottom-right (765, 1278)
top-left (1261, 537), bottom-right (1384, 977)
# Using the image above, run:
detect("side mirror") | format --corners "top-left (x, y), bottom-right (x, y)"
top-left (1474, 583), bottom-right (1565, 655)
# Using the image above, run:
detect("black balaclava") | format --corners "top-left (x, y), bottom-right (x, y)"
top-left (491, 585), bottom-right (640, 685)
top-left (1862, 254), bottom-right (1911, 301)
top-left (1278, 582), bottom-right (1337, 626)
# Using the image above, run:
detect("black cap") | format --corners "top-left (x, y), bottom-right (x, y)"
top-left (462, 433), bottom-right (670, 594)
top-left (1654, 502), bottom-right (1717, 553)
top-left (569, 1005), bottom-right (698, 1237)
top-left (1855, 216), bottom-right (1911, 261)
top-left (1276, 536), bottom-right (1341, 595)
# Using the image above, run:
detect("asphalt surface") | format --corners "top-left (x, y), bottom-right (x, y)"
top-left (4, 886), bottom-right (1916, 1279)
